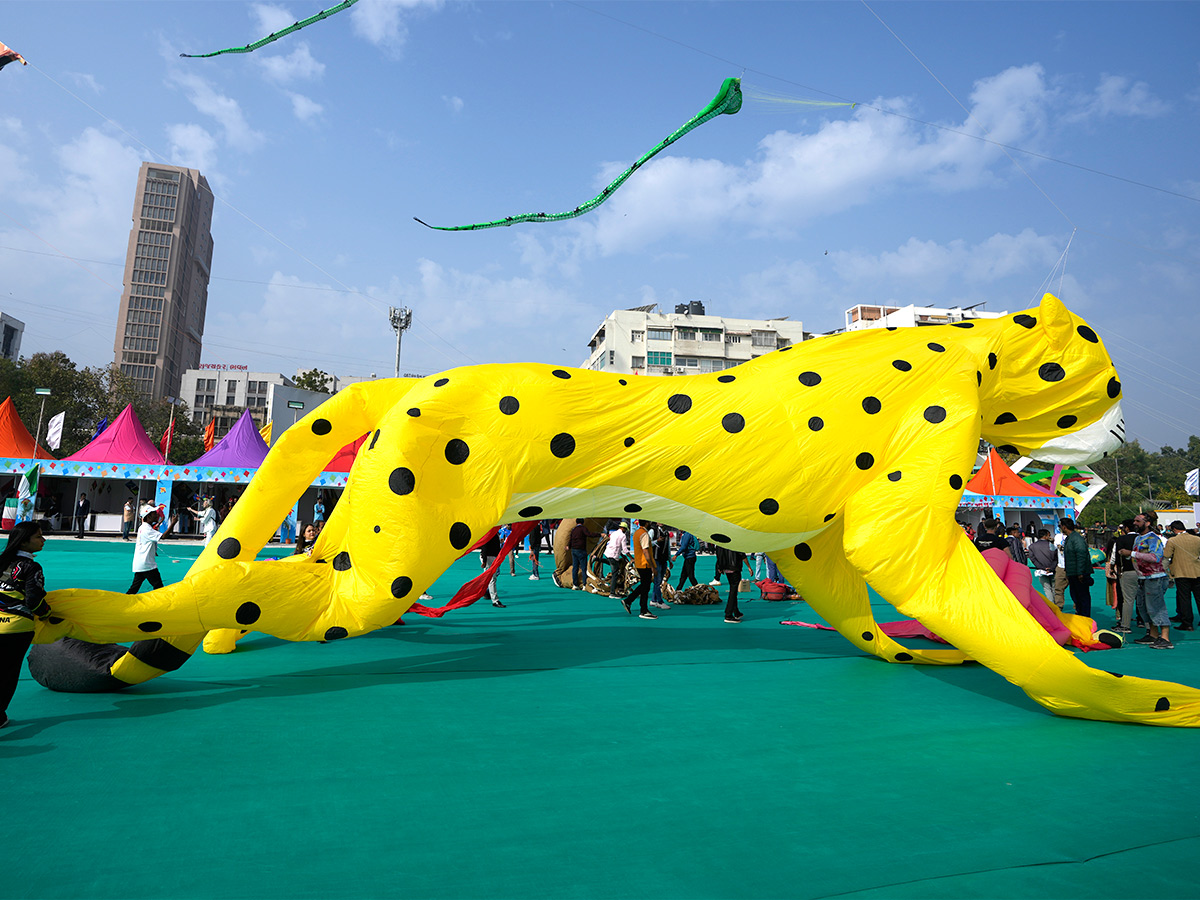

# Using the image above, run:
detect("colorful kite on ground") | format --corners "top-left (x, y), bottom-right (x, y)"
top-left (414, 77), bottom-right (744, 231)
top-left (0, 39), bottom-right (28, 71)
top-left (180, 0), bottom-right (358, 58)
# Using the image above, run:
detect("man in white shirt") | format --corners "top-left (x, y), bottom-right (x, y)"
top-left (127, 510), bottom-right (179, 594)
top-left (602, 522), bottom-right (629, 594)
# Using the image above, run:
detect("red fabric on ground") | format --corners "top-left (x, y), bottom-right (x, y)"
top-left (407, 521), bottom-right (538, 618)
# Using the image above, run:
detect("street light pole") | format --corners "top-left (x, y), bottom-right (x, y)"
top-left (34, 387), bottom-right (50, 458)
top-left (389, 307), bottom-right (412, 378)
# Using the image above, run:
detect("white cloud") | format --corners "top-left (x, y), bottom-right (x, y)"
top-left (168, 71), bottom-right (264, 152)
top-left (252, 3), bottom-right (300, 36)
top-left (542, 65), bottom-right (1056, 260)
top-left (67, 72), bottom-right (102, 94)
top-left (442, 95), bottom-right (464, 113)
top-left (1064, 74), bottom-right (1171, 123)
top-left (350, 0), bottom-right (443, 50)
top-left (258, 42), bottom-right (325, 85)
top-left (288, 92), bottom-right (324, 122)
top-left (167, 123), bottom-right (219, 172)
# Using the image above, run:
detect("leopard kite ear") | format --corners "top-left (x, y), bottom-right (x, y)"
top-left (1038, 292), bottom-right (1074, 352)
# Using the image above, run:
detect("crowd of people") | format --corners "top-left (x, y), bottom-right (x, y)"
top-left (965, 512), bottom-right (1200, 651)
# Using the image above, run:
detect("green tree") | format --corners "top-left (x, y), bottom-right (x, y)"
top-left (293, 368), bottom-right (333, 394)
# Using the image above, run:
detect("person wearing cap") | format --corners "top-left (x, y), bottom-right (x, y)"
top-left (1163, 520), bottom-right (1200, 631)
top-left (128, 509), bottom-right (179, 594)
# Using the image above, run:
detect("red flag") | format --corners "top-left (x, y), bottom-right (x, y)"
top-left (203, 420), bottom-right (216, 452)
top-left (159, 419), bottom-right (175, 457)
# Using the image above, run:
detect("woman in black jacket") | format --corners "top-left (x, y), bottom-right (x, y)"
top-left (0, 521), bottom-right (50, 728)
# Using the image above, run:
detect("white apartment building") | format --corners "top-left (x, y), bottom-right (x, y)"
top-left (583, 302), bottom-right (807, 376)
top-left (844, 302), bottom-right (1006, 332)
top-left (0, 312), bottom-right (24, 361)
top-left (180, 366), bottom-right (294, 437)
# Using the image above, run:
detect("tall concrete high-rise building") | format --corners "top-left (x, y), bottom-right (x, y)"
top-left (113, 162), bottom-right (214, 400)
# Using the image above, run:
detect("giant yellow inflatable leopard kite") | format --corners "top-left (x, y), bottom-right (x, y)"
top-left (31, 294), bottom-right (1200, 725)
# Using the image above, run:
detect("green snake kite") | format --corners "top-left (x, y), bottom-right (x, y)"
top-left (180, 0), bottom-right (359, 58)
top-left (414, 77), bottom-right (744, 231)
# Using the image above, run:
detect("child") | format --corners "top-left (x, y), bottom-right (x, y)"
top-left (0, 521), bottom-right (50, 729)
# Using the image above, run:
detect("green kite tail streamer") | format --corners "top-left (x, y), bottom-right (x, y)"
top-left (414, 77), bottom-right (744, 232)
top-left (180, 0), bottom-right (359, 58)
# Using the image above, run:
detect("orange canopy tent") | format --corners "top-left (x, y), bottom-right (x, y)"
top-left (966, 449), bottom-right (1055, 498)
top-left (0, 396), bottom-right (54, 459)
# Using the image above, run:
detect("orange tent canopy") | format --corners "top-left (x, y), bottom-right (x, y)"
top-left (966, 448), bottom-right (1053, 497)
top-left (0, 397), bottom-right (54, 458)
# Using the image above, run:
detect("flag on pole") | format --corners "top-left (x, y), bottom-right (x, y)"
top-left (46, 411), bottom-right (65, 450)
top-left (159, 418), bottom-right (176, 458)
top-left (259, 420), bottom-right (272, 446)
top-left (17, 464), bottom-right (38, 523)
top-left (89, 417), bottom-right (108, 442)
top-left (203, 419), bottom-right (216, 452)
top-left (1186, 468), bottom-right (1199, 497)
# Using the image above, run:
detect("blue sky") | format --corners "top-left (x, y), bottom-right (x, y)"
top-left (2, 1), bottom-right (1198, 453)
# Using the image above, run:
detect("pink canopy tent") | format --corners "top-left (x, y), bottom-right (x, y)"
top-left (190, 409), bottom-right (269, 468)
top-left (64, 404), bottom-right (164, 465)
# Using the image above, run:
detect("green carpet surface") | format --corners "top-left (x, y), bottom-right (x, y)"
top-left (4, 538), bottom-right (1199, 899)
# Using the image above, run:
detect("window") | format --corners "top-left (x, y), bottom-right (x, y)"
top-left (677, 357), bottom-right (699, 368)
top-left (701, 328), bottom-right (722, 342)
top-left (647, 351), bottom-right (672, 366)
top-left (675, 329), bottom-right (696, 341)
top-left (630, 330), bottom-right (644, 343)
top-left (751, 331), bottom-right (777, 347)
top-left (725, 334), bottom-right (742, 344)
top-left (631, 356), bottom-right (645, 369)
top-left (647, 328), bottom-right (672, 341)
top-left (226, 394), bottom-right (236, 405)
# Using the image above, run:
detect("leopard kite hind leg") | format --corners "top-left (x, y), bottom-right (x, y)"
top-left (839, 436), bottom-right (1200, 726)
top-left (770, 517), bottom-right (969, 666)
top-left (31, 381), bottom-right (415, 691)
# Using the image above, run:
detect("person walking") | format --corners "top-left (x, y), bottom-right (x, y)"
top-left (74, 493), bottom-right (90, 539)
top-left (127, 510), bottom-right (179, 594)
top-left (0, 522), bottom-right (50, 729)
top-left (602, 521), bottom-right (629, 594)
top-left (674, 530), bottom-right (699, 590)
top-left (121, 499), bottom-right (135, 541)
top-left (481, 530), bottom-right (504, 607)
top-left (649, 523), bottom-right (672, 609)
top-left (620, 521), bottom-right (658, 619)
top-left (527, 519), bottom-right (542, 580)
top-left (715, 545), bottom-right (750, 623)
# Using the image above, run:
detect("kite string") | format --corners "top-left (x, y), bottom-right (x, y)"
top-left (858, 0), bottom-right (1076, 230)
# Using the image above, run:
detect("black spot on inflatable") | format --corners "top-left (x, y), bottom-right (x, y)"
top-left (667, 394), bottom-right (692, 414)
top-left (1077, 325), bottom-right (1098, 343)
top-left (392, 577), bottom-right (413, 598)
top-left (389, 467), bottom-right (415, 496)
top-left (994, 413), bottom-right (1018, 425)
top-left (798, 371), bottom-right (822, 387)
top-left (138, 621), bottom-right (162, 633)
top-left (759, 499), bottom-right (779, 515)
top-left (1156, 697), bottom-right (1171, 712)
top-left (552, 369), bottom-right (571, 379)
top-left (550, 433), bottom-right (576, 458)
top-left (1014, 314), bottom-right (1037, 329)
top-left (449, 522), bottom-right (472, 550)
top-left (949, 474), bottom-right (963, 490)
top-left (218, 538), bottom-right (241, 559)
top-left (324, 627), bottom-right (349, 641)
top-left (236, 602), bottom-right (261, 625)
top-left (434, 377), bottom-right (449, 387)
top-left (311, 418), bottom-right (332, 435)
top-left (519, 506), bottom-right (543, 517)
top-left (924, 406), bottom-right (946, 424)
top-left (927, 342), bottom-right (945, 352)
top-left (887, 471), bottom-right (902, 482)
top-left (1038, 362), bottom-right (1065, 382)
top-left (407, 407), bottom-right (421, 417)
top-left (624, 504), bottom-right (641, 513)
top-left (794, 543), bottom-right (812, 561)
top-left (856, 452), bottom-right (874, 470)
top-left (717, 374), bottom-right (736, 383)
top-left (892, 360), bottom-right (912, 372)
top-left (808, 417), bottom-right (824, 431)
top-left (675, 465), bottom-right (691, 481)
top-left (1057, 415), bottom-right (1078, 429)
top-left (445, 439), bottom-right (470, 465)
top-left (711, 533), bottom-right (731, 544)
top-left (624, 437), bottom-right (635, 447)
top-left (499, 396), bottom-right (520, 415)
top-left (862, 397), bottom-right (881, 415)
top-left (722, 413), bottom-right (745, 433)
top-left (332, 552), bottom-right (352, 571)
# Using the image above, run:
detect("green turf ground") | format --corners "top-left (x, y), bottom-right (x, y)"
top-left (4, 537), bottom-right (1199, 899)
